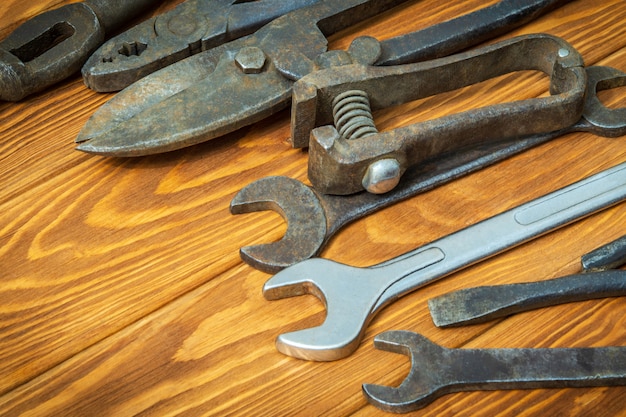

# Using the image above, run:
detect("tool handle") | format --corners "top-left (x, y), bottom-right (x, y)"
top-left (376, 0), bottom-right (571, 65)
top-left (428, 270), bottom-right (626, 327)
top-left (372, 162), bottom-right (626, 313)
top-left (85, 0), bottom-right (156, 33)
top-left (452, 345), bottom-right (626, 390)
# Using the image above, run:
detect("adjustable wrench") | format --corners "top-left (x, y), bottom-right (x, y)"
top-left (262, 162), bottom-right (626, 361)
top-left (363, 330), bottom-right (626, 413)
top-left (231, 65), bottom-right (626, 273)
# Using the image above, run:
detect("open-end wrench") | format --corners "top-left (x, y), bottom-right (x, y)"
top-left (428, 234), bottom-right (626, 327)
top-left (230, 65), bottom-right (626, 273)
top-left (363, 330), bottom-right (626, 413)
top-left (261, 161), bottom-right (626, 361)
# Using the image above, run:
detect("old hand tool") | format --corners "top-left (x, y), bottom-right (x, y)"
top-left (363, 330), bottom-right (626, 413)
top-left (428, 235), bottom-right (626, 327)
top-left (262, 162), bottom-right (626, 361)
top-left (0, 0), bottom-right (156, 101)
top-left (75, 0), bottom-right (569, 156)
top-left (582, 234), bottom-right (626, 271)
top-left (302, 34), bottom-right (588, 195)
top-left (230, 65), bottom-right (626, 273)
top-left (82, 0), bottom-right (321, 92)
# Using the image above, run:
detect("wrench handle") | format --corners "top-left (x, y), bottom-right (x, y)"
top-left (372, 162), bottom-right (626, 313)
top-left (85, 0), bottom-right (157, 33)
top-left (447, 345), bottom-right (626, 391)
top-left (377, 0), bottom-right (572, 65)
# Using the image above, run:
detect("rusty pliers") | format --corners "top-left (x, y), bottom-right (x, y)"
top-left (0, 0), bottom-right (157, 101)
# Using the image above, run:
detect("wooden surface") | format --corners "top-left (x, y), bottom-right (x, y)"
top-left (1, 1), bottom-right (625, 415)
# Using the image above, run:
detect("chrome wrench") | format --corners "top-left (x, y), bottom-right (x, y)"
top-left (263, 161), bottom-right (626, 361)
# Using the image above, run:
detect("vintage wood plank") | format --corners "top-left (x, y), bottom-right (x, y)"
top-left (0, 0), bottom-right (625, 415)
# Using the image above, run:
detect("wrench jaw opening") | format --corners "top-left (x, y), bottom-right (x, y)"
top-left (363, 331), bottom-right (447, 413)
top-left (263, 259), bottom-right (388, 361)
top-left (230, 176), bottom-right (328, 273)
top-left (580, 66), bottom-right (626, 137)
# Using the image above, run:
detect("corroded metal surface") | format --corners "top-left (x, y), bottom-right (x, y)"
top-left (230, 66), bottom-right (626, 273)
top-left (75, 0), bottom-right (570, 156)
top-left (428, 233), bottom-right (626, 327)
top-left (363, 331), bottom-right (626, 413)
top-left (301, 34), bottom-right (586, 195)
top-left (82, 0), bottom-right (321, 91)
top-left (0, 0), bottom-right (155, 101)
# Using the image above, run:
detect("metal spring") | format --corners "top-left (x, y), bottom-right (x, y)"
top-left (332, 90), bottom-right (378, 140)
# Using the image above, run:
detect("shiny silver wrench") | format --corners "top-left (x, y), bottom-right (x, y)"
top-left (263, 161), bottom-right (626, 361)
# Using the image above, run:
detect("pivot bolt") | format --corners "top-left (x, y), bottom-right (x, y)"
top-left (362, 158), bottom-right (401, 194)
top-left (235, 47), bottom-right (266, 74)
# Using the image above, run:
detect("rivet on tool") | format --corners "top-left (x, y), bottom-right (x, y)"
top-left (235, 46), bottom-right (266, 74)
top-left (362, 158), bottom-right (402, 194)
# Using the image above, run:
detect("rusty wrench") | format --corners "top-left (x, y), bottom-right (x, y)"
top-left (230, 65), bottom-right (626, 273)
top-left (261, 162), bottom-right (626, 361)
top-left (363, 330), bottom-right (626, 413)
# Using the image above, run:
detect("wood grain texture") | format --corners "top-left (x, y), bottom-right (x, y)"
top-left (0, 0), bottom-right (625, 415)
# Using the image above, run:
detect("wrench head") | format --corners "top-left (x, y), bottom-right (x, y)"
top-left (582, 66), bottom-right (626, 137)
top-left (263, 258), bottom-right (387, 361)
top-left (362, 330), bottom-right (447, 413)
top-left (230, 176), bottom-right (327, 273)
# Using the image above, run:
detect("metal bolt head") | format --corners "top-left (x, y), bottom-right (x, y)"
top-left (362, 158), bottom-right (401, 194)
top-left (235, 47), bottom-right (266, 74)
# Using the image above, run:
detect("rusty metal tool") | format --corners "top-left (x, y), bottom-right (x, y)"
top-left (302, 34), bottom-right (589, 195)
top-left (230, 64), bottom-right (626, 273)
top-left (262, 162), bottom-right (626, 361)
top-left (428, 234), bottom-right (626, 328)
top-left (363, 330), bottom-right (626, 413)
top-left (82, 0), bottom-right (322, 92)
top-left (0, 0), bottom-right (157, 101)
top-left (75, 0), bottom-right (570, 156)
